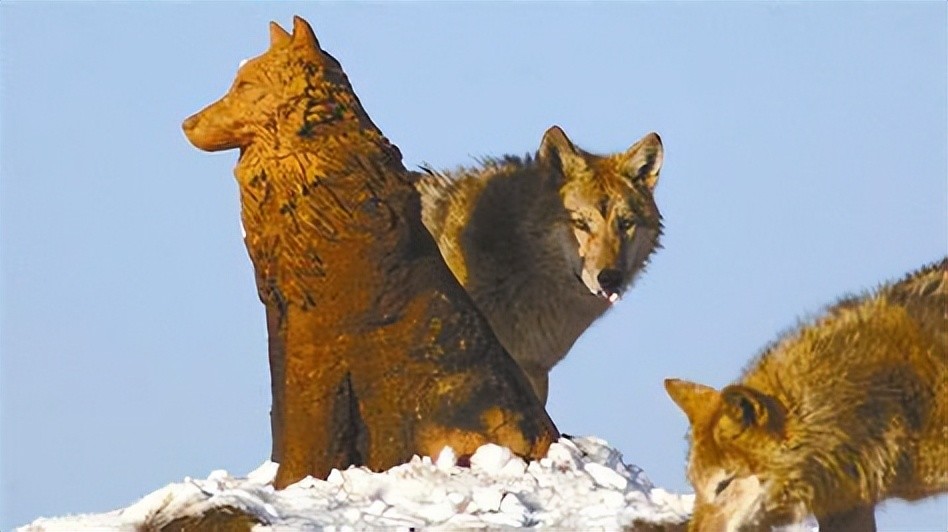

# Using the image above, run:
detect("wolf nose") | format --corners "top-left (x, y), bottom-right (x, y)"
top-left (182, 113), bottom-right (199, 132)
top-left (597, 269), bottom-right (623, 294)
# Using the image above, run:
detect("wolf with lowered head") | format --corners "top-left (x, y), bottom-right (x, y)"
top-left (666, 258), bottom-right (948, 531)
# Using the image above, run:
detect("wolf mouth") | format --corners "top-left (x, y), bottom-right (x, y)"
top-left (574, 273), bottom-right (620, 304)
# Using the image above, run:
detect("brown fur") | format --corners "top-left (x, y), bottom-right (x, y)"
top-left (417, 126), bottom-right (663, 403)
top-left (182, 16), bottom-right (557, 488)
top-left (666, 259), bottom-right (948, 531)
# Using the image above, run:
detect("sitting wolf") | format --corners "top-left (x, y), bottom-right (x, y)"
top-left (417, 126), bottom-right (664, 403)
top-left (666, 258), bottom-right (948, 531)
top-left (182, 16), bottom-right (557, 486)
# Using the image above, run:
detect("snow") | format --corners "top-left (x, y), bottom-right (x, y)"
top-left (17, 436), bottom-right (693, 530)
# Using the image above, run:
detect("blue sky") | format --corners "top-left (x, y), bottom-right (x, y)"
top-left (2, 2), bottom-right (945, 530)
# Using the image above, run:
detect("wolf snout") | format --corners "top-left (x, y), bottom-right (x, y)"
top-left (181, 112), bottom-right (216, 151)
top-left (181, 106), bottom-right (243, 153)
top-left (597, 269), bottom-right (623, 295)
top-left (182, 113), bottom-right (200, 132)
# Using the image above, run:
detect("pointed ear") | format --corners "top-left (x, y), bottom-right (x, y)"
top-left (619, 132), bottom-right (663, 189)
top-left (291, 15), bottom-right (321, 51)
top-left (664, 378), bottom-right (718, 425)
top-left (269, 21), bottom-right (292, 48)
top-left (538, 126), bottom-right (586, 177)
top-left (719, 385), bottom-right (784, 433)
top-left (539, 126), bottom-right (575, 159)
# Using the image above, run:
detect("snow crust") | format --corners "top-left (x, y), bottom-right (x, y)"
top-left (19, 436), bottom-right (693, 530)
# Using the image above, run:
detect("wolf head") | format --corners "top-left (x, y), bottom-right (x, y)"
top-left (664, 378), bottom-right (793, 531)
top-left (538, 126), bottom-right (663, 303)
top-left (182, 17), bottom-right (366, 157)
top-left (184, 19), bottom-right (301, 152)
top-left (181, 16), bottom-right (404, 310)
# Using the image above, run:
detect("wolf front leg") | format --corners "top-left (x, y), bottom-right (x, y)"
top-left (271, 309), bottom-right (365, 489)
top-left (264, 303), bottom-right (286, 463)
top-left (519, 363), bottom-right (550, 405)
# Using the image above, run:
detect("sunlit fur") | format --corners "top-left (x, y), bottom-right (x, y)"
top-left (182, 17), bottom-right (559, 486)
top-left (666, 259), bottom-right (948, 531)
top-left (417, 126), bottom-right (663, 403)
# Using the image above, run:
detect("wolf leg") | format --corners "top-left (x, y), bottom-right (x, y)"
top-left (531, 372), bottom-right (549, 405)
top-left (273, 311), bottom-right (362, 488)
top-left (516, 363), bottom-right (549, 405)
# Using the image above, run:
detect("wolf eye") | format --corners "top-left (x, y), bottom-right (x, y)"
top-left (714, 477), bottom-right (734, 496)
top-left (571, 217), bottom-right (590, 232)
top-left (617, 217), bottom-right (635, 232)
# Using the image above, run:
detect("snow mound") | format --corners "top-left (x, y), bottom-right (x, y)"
top-left (19, 436), bottom-right (693, 530)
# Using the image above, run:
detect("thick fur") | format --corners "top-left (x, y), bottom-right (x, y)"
top-left (417, 126), bottom-right (663, 403)
top-left (182, 17), bottom-right (558, 487)
top-left (666, 259), bottom-right (948, 531)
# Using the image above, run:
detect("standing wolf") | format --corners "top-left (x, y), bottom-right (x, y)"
top-left (665, 259), bottom-right (948, 531)
top-left (417, 126), bottom-right (664, 403)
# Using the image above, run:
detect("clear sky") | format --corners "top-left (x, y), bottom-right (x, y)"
top-left (1, 2), bottom-right (945, 530)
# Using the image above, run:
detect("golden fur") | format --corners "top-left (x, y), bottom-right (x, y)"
top-left (666, 259), bottom-right (948, 531)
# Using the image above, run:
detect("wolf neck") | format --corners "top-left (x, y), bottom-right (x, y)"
top-left (234, 139), bottom-right (404, 231)
top-left (232, 137), bottom-right (409, 310)
top-left (474, 269), bottom-right (609, 374)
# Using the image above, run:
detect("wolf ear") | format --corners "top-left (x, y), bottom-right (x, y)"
top-left (538, 126), bottom-right (586, 176)
top-left (719, 385), bottom-right (784, 433)
top-left (269, 22), bottom-right (292, 48)
top-left (291, 15), bottom-right (321, 51)
top-left (664, 378), bottom-right (719, 425)
top-left (620, 132), bottom-right (663, 189)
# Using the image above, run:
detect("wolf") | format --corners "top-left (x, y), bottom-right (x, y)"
top-left (182, 17), bottom-right (558, 487)
top-left (417, 126), bottom-right (664, 403)
top-left (665, 258), bottom-right (948, 531)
